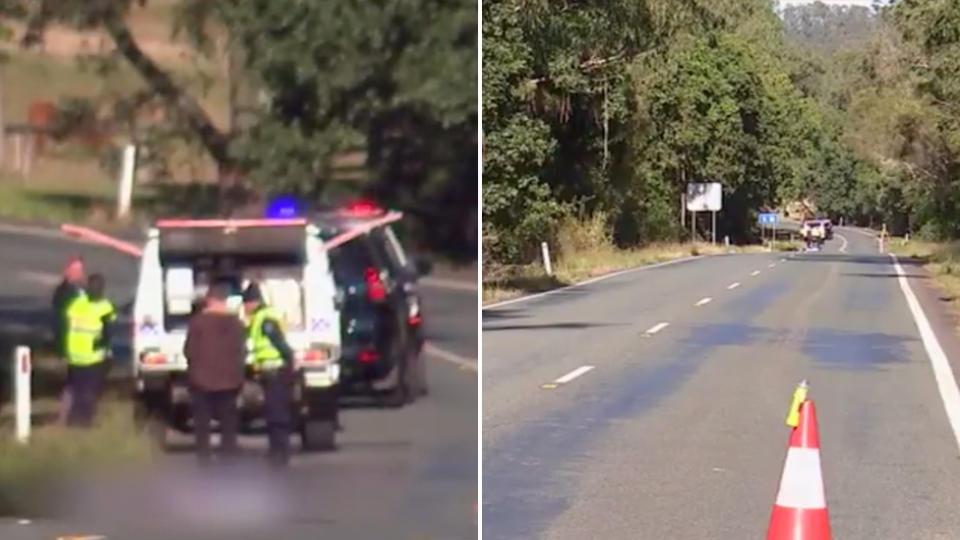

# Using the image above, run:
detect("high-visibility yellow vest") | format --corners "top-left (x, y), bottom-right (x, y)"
top-left (248, 306), bottom-right (285, 370)
top-left (65, 296), bottom-right (116, 366)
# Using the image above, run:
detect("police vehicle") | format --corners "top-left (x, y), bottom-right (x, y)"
top-left (314, 200), bottom-right (432, 407)
top-left (131, 217), bottom-right (342, 451)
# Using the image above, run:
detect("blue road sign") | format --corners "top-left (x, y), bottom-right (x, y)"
top-left (758, 213), bottom-right (779, 226)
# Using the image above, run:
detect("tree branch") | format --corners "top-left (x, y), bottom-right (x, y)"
top-left (101, 8), bottom-right (232, 168)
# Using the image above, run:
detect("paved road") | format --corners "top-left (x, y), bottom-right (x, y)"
top-left (483, 230), bottom-right (960, 539)
top-left (0, 225), bottom-right (477, 540)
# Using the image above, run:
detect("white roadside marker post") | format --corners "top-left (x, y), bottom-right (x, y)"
top-left (541, 241), bottom-right (553, 276)
top-left (116, 144), bottom-right (137, 219)
top-left (13, 346), bottom-right (30, 443)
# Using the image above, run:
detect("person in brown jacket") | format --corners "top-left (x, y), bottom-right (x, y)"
top-left (183, 281), bottom-right (246, 465)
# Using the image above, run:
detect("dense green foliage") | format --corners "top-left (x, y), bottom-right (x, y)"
top-left (484, 0), bottom-right (960, 264)
top-left (16, 0), bottom-right (477, 258)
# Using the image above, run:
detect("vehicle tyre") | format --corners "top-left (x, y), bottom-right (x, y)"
top-left (133, 397), bottom-right (167, 449)
top-left (408, 347), bottom-right (428, 399)
top-left (301, 419), bottom-right (336, 452)
top-left (381, 365), bottom-right (409, 408)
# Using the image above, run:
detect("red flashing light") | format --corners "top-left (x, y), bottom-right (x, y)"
top-left (342, 200), bottom-right (385, 218)
top-left (365, 267), bottom-right (387, 302)
top-left (359, 350), bottom-right (379, 364)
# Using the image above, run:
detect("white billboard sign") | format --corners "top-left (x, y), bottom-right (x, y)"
top-left (686, 182), bottom-right (722, 212)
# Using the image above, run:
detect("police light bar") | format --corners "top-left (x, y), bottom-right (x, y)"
top-left (340, 199), bottom-right (385, 218)
top-left (156, 218), bottom-right (308, 228)
top-left (265, 195), bottom-right (302, 219)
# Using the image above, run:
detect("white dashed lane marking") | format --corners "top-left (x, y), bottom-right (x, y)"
top-left (645, 322), bottom-right (669, 335)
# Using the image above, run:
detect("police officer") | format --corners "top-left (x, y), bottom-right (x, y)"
top-left (243, 283), bottom-right (295, 467)
top-left (64, 273), bottom-right (116, 427)
top-left (52, 256), bottom-right (85, 425)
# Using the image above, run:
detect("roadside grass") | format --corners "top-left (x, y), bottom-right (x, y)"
top-left (0, 397), bottom-right (156, 516)
top-left (887, 239), bottom-right (960, 327)
top-left (482, 240), bottom-right (801, 305)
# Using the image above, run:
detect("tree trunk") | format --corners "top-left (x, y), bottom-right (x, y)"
top-left (102, 10), bottom-right (232, 169)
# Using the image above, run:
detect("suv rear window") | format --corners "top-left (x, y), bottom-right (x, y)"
top-left (329, 238), bottom-right (381, 283)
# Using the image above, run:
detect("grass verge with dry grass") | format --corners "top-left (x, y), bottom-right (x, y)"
top-left (887, 238), bottom-right (960, 333)
top-left (0, 398), bottom-right (156, 516)
top-left (482, 240), bottom-right (802, 305)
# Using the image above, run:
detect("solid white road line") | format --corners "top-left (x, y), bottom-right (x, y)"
top-left (483, 255), bottom-right (703, 310)
top-left (892, 254), bottom-right (960, 453)
top-left (423, 343), bottom-right (477, 373)
top-left (554, 365), bottom-right (595, 384)
top-left (695, 297), bottom-right (712, 307)
top-left (16, 270), bottom-right (61, 287)
top-left (645, 322), bottom-right (669, 335)
top-left (751, 270), bottom-right (761, 276)
top-left (727, 282), bottom-right (741, 290)
top-left (420, 277), bottom-right (477, 292)
top-left (0, 222), bottom-right (69, 241)
top-left (845, 227), bottom-right (878, 238)
top-left (837, 233), bottom-right (849, 253)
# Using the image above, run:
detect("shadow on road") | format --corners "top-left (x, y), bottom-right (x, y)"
top-left (787, 253), bottom-right (919, 265)
top-left (482, 321), bottom-right (623, 332)
top-left (841, 272), bottom-right (928, 279)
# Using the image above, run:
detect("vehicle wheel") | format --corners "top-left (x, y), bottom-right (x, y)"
top-left (301, 419), bottom-right (336, 452)
top-left (381, 368), bottom-right (409, 408)
top-left (408, 347), bottom-right (428, 399)
top-left (133, 398), bottom-right (167, 449)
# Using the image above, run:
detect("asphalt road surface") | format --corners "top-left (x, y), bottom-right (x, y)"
top-left (0, 223), bottom-right (477, 540)
top-left (483, 229), bottom-right (960, 539)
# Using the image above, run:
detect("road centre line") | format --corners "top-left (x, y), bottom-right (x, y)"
top-left (695, 297), bottom-right (712, 307)
top-left (553, 365), bottom-right (595, 384)
top-left (837, 233), bottom-right (849, 253)
top-left (751, 270), bottom-right (761, 276)
top-left (645, 322), bottom-right (669, 335)
top-left (727, 282), bottom-right (741, 290)
top-left (768, 263), bottom-right (776, 268)
top-left (892, 254), bottom-right (960, 453)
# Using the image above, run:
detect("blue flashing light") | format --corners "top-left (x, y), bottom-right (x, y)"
top-left (265, 195), bottom-right (301, 219)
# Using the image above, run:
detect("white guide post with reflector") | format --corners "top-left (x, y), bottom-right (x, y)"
top-left (13, 346), bottom-right (30, 443)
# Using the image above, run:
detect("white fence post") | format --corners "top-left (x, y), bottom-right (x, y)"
top-left (13, 346), bottom-right (30, 443)
top-left (541, 241), bottom-right (553, 276)
top-left (116, 144), bottom-right (137, 219)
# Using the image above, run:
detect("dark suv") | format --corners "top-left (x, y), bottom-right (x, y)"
top-left (313, 202), bottom-right (432, 407)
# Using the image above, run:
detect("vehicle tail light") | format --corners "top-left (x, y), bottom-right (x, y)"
top-left (359, 350), bottom-right (379, 364)
top-left (141, 351), bottom-right (167, 365)
top-left (343, 200), bottom-right (385, 217)
top-left (365, 267), bottom-right (386, 302)
top-left (408, 314), bottom-right (422, 326)
top-left (300, 348), bottom-right (327, 365)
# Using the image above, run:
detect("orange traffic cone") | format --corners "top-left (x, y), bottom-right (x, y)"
top-left (766, 400), bottom-right (831, 540)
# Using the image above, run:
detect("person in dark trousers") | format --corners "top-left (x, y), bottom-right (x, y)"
top-left (64, 273), bottom-right (115, 427)
top-left (52, 256), bottom-right (84, 425)
top-left (183, 282), bottom-right (246, 466)
top-left (243, 283), bottom-right (296, 468)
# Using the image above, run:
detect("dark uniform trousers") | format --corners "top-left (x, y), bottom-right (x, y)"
top-left (260, 368), bottom-right (293, 466)
top-left (67, 363), bottom-right (107, 427)
top-left (189, 386), bottom-right (240, 463)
